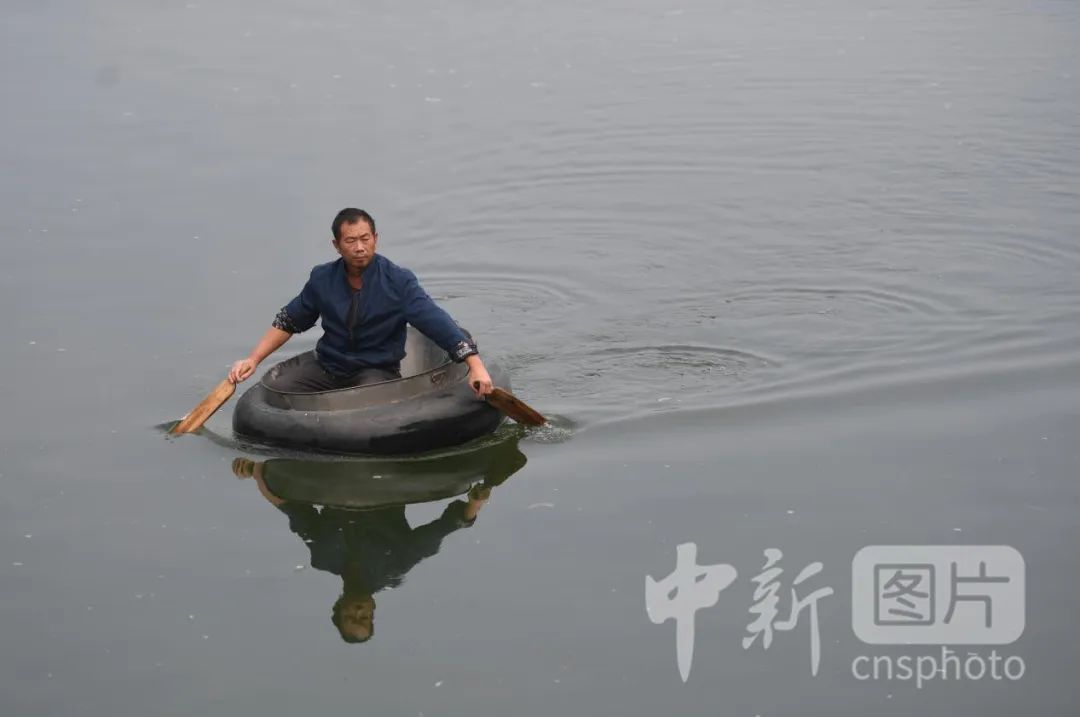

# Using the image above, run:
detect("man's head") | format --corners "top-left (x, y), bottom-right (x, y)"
top-left (332, 592), bottom-right (375, 643)
top-left (331, 208), bottom-right (378, 271)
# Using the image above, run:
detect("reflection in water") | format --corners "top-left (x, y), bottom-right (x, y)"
top-left (231, 438), bottom-right (526, 643)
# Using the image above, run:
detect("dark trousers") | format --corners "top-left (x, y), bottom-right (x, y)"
top-left (262, 351), bottom-right (401, 392)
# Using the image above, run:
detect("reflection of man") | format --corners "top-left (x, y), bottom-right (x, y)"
top-left (233, 458), bottom-right (491, 643)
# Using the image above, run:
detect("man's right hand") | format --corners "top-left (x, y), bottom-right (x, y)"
top-left (229, 358), bottom-right (258, 384)
top-left (230, 327), bottom-right (292, 384)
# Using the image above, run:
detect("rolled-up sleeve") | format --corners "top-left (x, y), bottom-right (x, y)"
top-left (273, 271), bottom-right (320, 334)
top-left (277, 502), bottom-right (321, 541)
top-left (400, 270), bottom-right (476, 360)
top-left (403, 500), bottom-right (476, 563)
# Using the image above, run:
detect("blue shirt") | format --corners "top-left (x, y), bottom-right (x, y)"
top-left (274, 255), bottom-right (472, 376)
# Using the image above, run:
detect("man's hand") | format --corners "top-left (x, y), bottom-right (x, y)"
top-left (465, 355), bottom-right (493, 398)
top-left (464, 483), bottom-right (492, 521)
top-left (230, 327), bottom-right (292, 384)
top-left (231, 458), bottom-right (284, 506)
top-left (468, 483), bottom-right (491, 503)
top-left (229, 357), bottom-right (258, 384)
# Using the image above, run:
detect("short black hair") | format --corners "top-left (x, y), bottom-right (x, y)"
top-left (332, 208), bottom-right (376, 240)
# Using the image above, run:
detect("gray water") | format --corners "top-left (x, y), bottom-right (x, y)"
top-left (2, 0), bottom-right (1079, 714)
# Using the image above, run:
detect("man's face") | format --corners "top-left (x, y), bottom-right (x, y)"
top-left (335, 594), bottom-right (375, 642)
top-left (333, 219), bottom-right (377, 271)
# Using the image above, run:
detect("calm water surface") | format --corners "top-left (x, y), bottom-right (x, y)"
top-left (2, 1), bottom-right (1079, 715)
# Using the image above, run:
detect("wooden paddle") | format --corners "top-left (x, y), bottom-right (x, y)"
top-left (483, 386), bottom-right (547, 427)
top-left (170, 378), bottom-right (235, 434)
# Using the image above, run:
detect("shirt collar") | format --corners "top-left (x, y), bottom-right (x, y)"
top-left (335, 254), bottom-right (381, 283)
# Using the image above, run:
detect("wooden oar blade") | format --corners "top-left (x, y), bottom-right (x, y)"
top-left (486, 387), bottom-right (546, 427)
top-left (171, 379), bottom-right (236, 434)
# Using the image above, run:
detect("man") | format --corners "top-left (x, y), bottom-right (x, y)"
top-left (228, 208), bottom-right (494, 396)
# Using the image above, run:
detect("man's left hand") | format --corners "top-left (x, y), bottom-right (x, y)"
top-left (465, 356), bottom-right (494, 398)
top-left (464, 483), bottom-right (492, 521)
